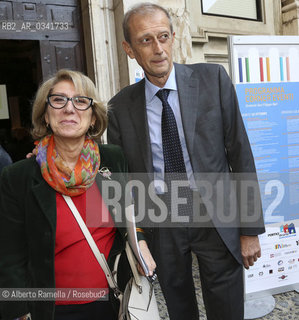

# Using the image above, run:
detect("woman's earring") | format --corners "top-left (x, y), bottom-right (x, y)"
top-left (88, 124), bottom-right (95, 137)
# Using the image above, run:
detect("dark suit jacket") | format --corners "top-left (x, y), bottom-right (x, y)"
top-left (0, 144), bottom-right (129, 320)
top-left (108, 63), bottom-right (265, 264)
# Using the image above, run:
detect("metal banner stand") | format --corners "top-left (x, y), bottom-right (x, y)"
top-left (244, 296), bottom-right (275, 319)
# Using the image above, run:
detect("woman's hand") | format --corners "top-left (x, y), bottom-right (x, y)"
top-left (137, 240), bottom-right (156, 276)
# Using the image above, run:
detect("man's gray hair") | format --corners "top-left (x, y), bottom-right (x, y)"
top-left (123, 2), bottom-right (173, 44)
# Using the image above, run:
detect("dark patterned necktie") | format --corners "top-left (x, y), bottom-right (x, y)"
top-left (156, 89), bottom-right (192, 216)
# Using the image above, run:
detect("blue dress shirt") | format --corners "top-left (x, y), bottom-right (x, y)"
top-left (145, 66), bottom-right (195, 193)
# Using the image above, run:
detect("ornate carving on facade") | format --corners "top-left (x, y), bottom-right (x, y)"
top-left (192, 27), bottom-right (238, 44)
top-left (281, 0), bottom-right (299, 34)
top-left (168, 7), bottom-right (192, 63)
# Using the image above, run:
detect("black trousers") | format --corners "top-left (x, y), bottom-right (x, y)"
top-left (151, 227), bottom-right (243, 320)
top-left (54, 300), bottom-right (117, 320)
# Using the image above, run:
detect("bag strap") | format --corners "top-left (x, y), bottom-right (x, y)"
top-left (62, 195), bottom-right (121, 295)
top-left (125, 242), bottom-right (143, 291)
top-left (63, 195), bottom-right (146, 294)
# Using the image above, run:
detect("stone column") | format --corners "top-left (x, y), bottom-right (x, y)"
top-left (81, 0), bottom-right (120, 103)
top-left (282, 0), bottom-right (299, 35)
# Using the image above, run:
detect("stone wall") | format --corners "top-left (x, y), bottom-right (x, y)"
top-left (282, 0), bottom-right (299, 35)
top-left (82, 0), bottom-right (287, 96)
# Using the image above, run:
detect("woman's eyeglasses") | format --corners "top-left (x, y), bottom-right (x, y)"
top-left (47, 94), bottom-right (93, 111)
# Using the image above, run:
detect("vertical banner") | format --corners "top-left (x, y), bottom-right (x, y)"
top-left (135, 69), bottom-right (144, 83)
top-left (229, 36), bottom-right (299, 299)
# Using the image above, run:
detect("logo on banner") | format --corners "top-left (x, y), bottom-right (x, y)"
top-left (278, 275), bottom-right (288, 280)
top-left (275, 243), bottom-right (291, 249)
top-left (268, 232), bottom-right (279, 238)
top-left (263, 264), bottom-right (271, 268)
top-left (277, 260), bottom-right (283, 265)
top-left (288, 259), bottom-right (295, 264)
top-left (278, 267), bottom-right (284, 272)
top-left (284, 250), bottom-right (297, 255)
top-left (279, 223), bottom-right (296, 238)
top-left (270, 253), bottom-right (282, 258)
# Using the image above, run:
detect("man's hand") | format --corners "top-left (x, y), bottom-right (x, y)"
top-left (138, 240), bottom-right (156, 276)
top-left (240, 235), bottom-right (261, 269)
top-left (26, 145), bottom-right (37, 159)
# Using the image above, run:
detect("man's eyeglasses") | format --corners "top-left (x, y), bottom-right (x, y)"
top-left (47, 94), bottom-right (93, 111)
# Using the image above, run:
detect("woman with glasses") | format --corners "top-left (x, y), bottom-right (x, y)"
top-left (0, 69), bottom-right (156, 320)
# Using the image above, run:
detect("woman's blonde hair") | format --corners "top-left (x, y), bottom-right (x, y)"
top-left (32, 69), bottom-right (107, 139)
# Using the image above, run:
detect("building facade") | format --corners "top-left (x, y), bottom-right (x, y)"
top-left (0, 0), bottom-right (298, 143)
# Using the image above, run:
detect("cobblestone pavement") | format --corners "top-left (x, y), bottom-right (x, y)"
top-left (154, 255), bottom-right (299, 319)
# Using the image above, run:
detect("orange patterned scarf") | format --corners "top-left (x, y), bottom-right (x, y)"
top-left (35, 135), bottom-right (101, 196)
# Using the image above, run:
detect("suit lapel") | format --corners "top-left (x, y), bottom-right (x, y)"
top-left (127, 79), bottom-right (153, 173)
top-left (175, 63), bottom-right (200, 159)
top-left (95, 168), bottom-right (126, 227)
top-left (31, 165), bottom-right (56, 232)
top-left (126, 65), bottom-right (201, 174)
top-left (95, 171), bottom-right (105, 202)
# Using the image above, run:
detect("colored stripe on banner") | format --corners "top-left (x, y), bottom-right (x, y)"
top-left (259, 57), bottom-right (264, 82)
top-left (286, 56), bottom-right (290, 81)
top-left (245, 57), bottom-right (250, 83)
top-left (238, 57), bottom-right (243, 83)
top-left (280, 57), bottom-right (284, 81)
top-left (266, 57), bottom-right (271, 82)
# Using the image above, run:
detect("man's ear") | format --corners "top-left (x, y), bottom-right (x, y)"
top-left (122, 41), bottom-right (135, 59)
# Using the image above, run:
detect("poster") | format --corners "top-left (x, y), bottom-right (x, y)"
top-left (229, 36), bottom-right (299, 298)
top-left (0, 85), bottom-right (9, 120)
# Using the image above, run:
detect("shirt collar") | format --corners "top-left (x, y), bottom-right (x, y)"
top-left (145, 65), bottom-right (177, 103)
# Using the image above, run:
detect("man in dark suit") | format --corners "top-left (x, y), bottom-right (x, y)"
top-left (108, 3), bottom-right (265, 320)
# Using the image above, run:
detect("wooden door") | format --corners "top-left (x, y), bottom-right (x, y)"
top-left (40, 40), bottom-right (84, 79)
top-left (0, 0), bottom-right (86, 79)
